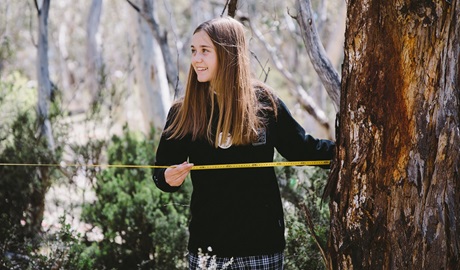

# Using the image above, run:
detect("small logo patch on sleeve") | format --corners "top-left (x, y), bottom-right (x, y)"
top-left (252, 128), bottom-right (267, 146)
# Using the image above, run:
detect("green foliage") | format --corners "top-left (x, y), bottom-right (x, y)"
top-left (284, 213), bottom-right (328, 270)
top-left (0, 75), bottom-right (74, 269)
top-left (80, 126), bottom-right (191, 269)
top-left (34, 218), bottom-right (95, 270)
top-left (0, 35), bottom-right (14, 74)
top-left (0, 72), bottom-right (65, 241)
top-left (0, 112), bottom-right (56, 239)
top-left (1, 216), bottom-right (95, 270)
top-left (275, 153), bottom-right (330, 270)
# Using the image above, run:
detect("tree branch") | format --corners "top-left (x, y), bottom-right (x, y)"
top-left (299, 202), bottom-right (330, 269)
top-left (243, 17), bottom-right (331, 131)
top-left (125, 0), bottom-right (140, 12)
top-left (293, 0), bottom-right (341, 111)
top-left (34, 0), bottom-right (40, 15)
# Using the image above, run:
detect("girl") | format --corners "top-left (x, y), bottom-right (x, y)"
top-left (153, 17), bottom-right (334, 269)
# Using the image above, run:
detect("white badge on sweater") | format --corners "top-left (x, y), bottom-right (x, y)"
top-left (218, 132), bottom-right (233, 149)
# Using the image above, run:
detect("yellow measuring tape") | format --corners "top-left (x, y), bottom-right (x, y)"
top-left (0, 160), bottom-right (330, 170)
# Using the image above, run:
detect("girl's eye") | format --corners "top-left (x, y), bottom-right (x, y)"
top-left (191, 49), bottom-right (196, 54)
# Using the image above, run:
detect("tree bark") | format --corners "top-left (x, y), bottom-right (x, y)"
top-left (328, 0), bottom-right (460, 269)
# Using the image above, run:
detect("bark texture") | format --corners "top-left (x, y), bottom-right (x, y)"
top-left (328, 0), bottom-right (460, 269)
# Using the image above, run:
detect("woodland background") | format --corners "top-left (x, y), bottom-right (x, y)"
top-left (0, 0), bottom-right (344, 269)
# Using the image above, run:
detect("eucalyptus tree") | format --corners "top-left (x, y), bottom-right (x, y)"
top-left (325, 1), bottom-right (460, 269)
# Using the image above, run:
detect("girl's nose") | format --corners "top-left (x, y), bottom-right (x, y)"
top-left (192, 54), bottom-right (202, 63)
top-left (192, 55), bottom-right (203, 63)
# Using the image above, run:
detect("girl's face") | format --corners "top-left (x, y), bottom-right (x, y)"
top-left (191, 31), bottom-right (218, 83)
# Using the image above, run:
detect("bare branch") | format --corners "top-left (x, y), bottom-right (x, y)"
top-left (125, 0), bottom-right (140, 12)
top-left (221, 0), bottom-right (229, 17)
top-left (299, 203), bottom-right (330, 269)
top-left (250, 51), bottom-right (270, 82)
top-left (294, 0), bottom-right (341, 111)
top-left (34, 0), bottom-right (39, 15)
top-left (244, 17), bottom-right (331, 131)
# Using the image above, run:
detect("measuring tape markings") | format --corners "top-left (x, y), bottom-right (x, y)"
top-left (0, 160), bottom-right (330, 170)
top-left (190, 160), bottom-right (330, 170)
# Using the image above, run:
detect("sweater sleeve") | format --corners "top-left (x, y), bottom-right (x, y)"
top-left (274, 98), bottom-right (335, 167)
top-left (153, 107), bottom-right (190, 192)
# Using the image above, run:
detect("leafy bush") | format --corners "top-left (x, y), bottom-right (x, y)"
top-left (1, 215), bottom-right (95, 270)
top-left (0, 76), bottom-right (61, 266)
top-left (276, 157), bottom-right (330, 270)
top-left (80, 127), bottom-right (191, 269)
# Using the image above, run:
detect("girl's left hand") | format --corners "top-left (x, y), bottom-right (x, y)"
top-left (164, 161), bottom-right (194, 187)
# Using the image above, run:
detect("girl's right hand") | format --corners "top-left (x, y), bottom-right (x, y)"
top-left (164, 161), bottom-right (194, 187)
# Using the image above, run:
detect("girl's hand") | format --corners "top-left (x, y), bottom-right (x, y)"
top-left (165, 162), bottom-right (194, 187)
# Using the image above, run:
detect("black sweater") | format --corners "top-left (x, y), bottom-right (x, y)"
top-left (153, 95), bottom-right (334, 257)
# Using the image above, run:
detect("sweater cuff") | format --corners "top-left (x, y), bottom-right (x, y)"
top-left (153, 168), bottom-right (181, 192)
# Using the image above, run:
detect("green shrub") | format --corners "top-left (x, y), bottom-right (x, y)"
top-left (80, 126), bottom-right (191, 269)
top-left (276, 156), bottom-right (330, 270)
top-left (1, 215), bottom-right (96, 270)
top-left (0, 72), bottom-right (65, 240)
top-left (0, 112), bottom-right (56, 245)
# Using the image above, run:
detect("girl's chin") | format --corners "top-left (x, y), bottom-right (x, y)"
top-left (197, 77), bottom-right (210, 83)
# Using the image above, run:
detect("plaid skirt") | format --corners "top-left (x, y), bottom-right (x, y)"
top-left (188, 251), bottom-right (284, 270)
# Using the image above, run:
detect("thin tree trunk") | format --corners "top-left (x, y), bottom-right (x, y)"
top-left (327, 1), bottom-right (460, 269)
top-left (127, 0), bottom-right (184, 98)
top-left (33, 0), bottom-right (53, 236)
top-left (36, 0), bottom-right (54, 151)
top-left (86, 0), bottom-right (103, 104)
top-left (132, 7), bottom-right (170, 132)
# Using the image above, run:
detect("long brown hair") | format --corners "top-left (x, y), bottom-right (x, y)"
top-left (165, 17), bottom-right (277, 147)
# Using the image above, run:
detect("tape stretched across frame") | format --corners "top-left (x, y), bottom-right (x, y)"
top-left (0, 160), bottom-right (330, 170)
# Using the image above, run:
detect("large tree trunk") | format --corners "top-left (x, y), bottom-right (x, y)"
top-left (328, 0), bottom-right (460, 269)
